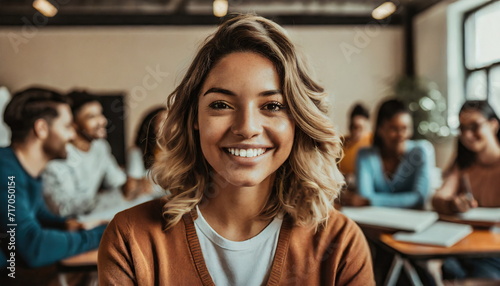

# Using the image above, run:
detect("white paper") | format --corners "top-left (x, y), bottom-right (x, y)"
top-left (78, 188), bottom-right (159, 223)
top-left (458, 207), bottom-right (500, 223)
top-left (393, 222), bottom-right (473, 247)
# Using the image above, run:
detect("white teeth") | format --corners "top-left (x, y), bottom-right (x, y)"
top-left (227, 148), bottom-right (267, 158)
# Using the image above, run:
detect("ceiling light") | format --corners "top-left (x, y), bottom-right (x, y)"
top-left (213, 0), bottom-right (228, 18)
top-left (372, 1), bottom-right (397, 20)
top-left (33, 0), bottom-right (58, 17)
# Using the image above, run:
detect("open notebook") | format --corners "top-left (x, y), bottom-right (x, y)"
top-left (393, 221), bottom-right (473, 247)
top-left (341, 206), bottom-right (439, 232)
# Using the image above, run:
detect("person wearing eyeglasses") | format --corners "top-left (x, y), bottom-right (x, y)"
top-left (432, 100), bottom-right (500, 280)
top-left (432, 100), bottom-right (500, 214)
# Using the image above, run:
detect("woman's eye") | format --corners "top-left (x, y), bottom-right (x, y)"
top-left (209, 101), bottom-right (231, 110)
top-left (263, 102), bottom-right (286, 112)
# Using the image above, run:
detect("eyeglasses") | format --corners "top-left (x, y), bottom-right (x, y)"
top-left (458, 120), bottom-right (487, 134)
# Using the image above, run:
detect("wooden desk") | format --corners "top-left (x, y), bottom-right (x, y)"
top-left (380, 230), bottom-right (500, 259)
top-left (58, 250), bottom-right (99, 286)
top-left (378, 229), bottom-right (500, 286)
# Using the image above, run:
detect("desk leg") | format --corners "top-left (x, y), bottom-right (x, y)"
top-left (58, 273), bottom-right (69, 286)
top-left (385, 254), bottom-right (404, 286)
top-left (402, 259), bottom-right (423, 286)
top-left (90, 271), bottom-right (98, 286)
top-left (416, 259), bottom-right (444, 286)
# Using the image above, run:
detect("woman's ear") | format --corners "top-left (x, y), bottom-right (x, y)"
top-left (489, 118), bottom-right (499, 134)
top-left (33, 119), bottom-right (49, 140)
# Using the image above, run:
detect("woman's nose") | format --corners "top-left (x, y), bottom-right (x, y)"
top-left (460, 129), bottom-right (476, 141)
top-left (231, 108), bottom-right (263, 139)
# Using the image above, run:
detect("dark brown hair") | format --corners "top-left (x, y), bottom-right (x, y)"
top-left (134, 106), bottom-right (167, 169)
top-left (4, 87), bottom-right (69, 144)
top-left (373, 98), bottom-right (410, 149)
top-left (456, 100), bottom-right (500, 169)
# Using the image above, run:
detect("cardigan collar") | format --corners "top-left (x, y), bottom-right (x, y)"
top-left (181, 208), bottom-right (294, 286)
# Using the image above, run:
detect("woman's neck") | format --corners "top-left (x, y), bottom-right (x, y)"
top-left (198, 175), bottom-right (274, 241)
top-left (476, 140), bottom-right (500, 166)
top-left (381, 142), bottom-right (406, 159)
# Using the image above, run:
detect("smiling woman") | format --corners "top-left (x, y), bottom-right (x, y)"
top-left (432, 100), bottom-right (500, 280)
top-left (98, 14), bottom-right (374, 285)
top-left (195, 52), bottom-right (295, 196)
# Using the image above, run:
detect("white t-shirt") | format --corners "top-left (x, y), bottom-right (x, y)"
top-left (126, 146), bottom-right (146, 179)
top-left (194, 206), bottom-right (283, 286)
top-left (0, 86), bottom-right (11, 147)
top-left (42, 139), bottom-right (127, 216)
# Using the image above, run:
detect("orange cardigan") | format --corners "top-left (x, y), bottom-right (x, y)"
top-left (98, 198), bottom-right (374, 285)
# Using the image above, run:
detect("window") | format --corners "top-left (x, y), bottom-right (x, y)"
top-left (489, 65), bottom-right (500, 114)
top-left (463, 1), bottom-right (500, 110)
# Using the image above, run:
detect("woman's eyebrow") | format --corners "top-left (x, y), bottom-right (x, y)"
top-left (203, 87), bottom-right (235, 96)
top-left (203, 87), bottom-right (283, 97)
top-left (260, 89), bottom-right (282, 96)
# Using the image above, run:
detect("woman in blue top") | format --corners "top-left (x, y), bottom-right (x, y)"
top-left (356, 99), bottom-right (434, 209)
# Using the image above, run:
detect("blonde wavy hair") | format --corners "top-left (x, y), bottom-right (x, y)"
top-left (152, 14), bottom-right (344, 230)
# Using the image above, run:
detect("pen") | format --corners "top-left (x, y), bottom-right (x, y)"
top-left (461, 173), bottom-right (475, 201)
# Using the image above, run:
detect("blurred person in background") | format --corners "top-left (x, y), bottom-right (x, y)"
top-left (42, 90), bottom-right (136, 217)
top-left (354, 98), bottom-right (436, 284)
top-left (125, 106), bottom-right (167, 197)
top-left (339, 103), bottom-right (372, 185)
top-left (356, 98), bottom-right (435, 209)
top-left (433, 100), bottom-right (500, 280)
top-left (0, 87), bottom-right (106, 285)
top-left (0, 86), bottom-right (11, 147)
top-left (337, 103), bottom-right (372, 206)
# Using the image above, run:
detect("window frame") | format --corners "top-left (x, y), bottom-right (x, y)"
top-left (462, 1), bottom-right (500, 103)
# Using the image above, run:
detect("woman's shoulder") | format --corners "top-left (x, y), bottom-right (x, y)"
top-left (286, 209), bottom-right (374, 284)
top-left (291, 209), bottom-right (364, 243)
top-left (323, 209), bottom-right (363, 237)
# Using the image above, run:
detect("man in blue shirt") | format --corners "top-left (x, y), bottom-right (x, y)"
top-left (0, 87), bottom-right (106, 283)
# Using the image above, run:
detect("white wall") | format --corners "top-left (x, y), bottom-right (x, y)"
top-left (0, 25), bottom-right (403, 148)
top-left (414, 0), bottom-right (455, 169)
top-left (289, 26), bottom-right (403, 132)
